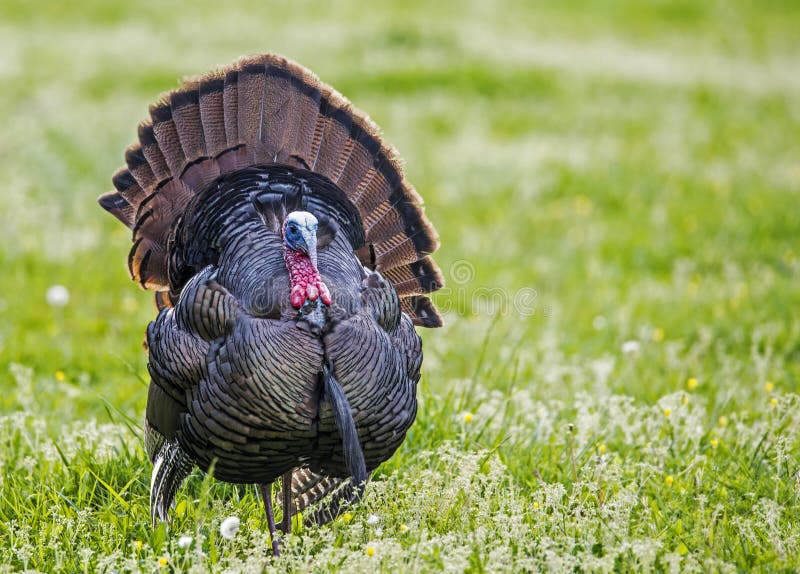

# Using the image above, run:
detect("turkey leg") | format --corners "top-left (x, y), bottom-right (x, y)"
top-left (259, 483), bottom-right (281, 557)
top-left (280, 471), bottom-right (294, 534)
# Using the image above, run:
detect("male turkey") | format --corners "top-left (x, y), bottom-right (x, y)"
top-left (98, 53), bottom-right (444, 552)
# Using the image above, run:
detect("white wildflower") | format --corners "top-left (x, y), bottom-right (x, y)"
top-left (177, 535), bottom-right (192, 549)
top-left (366, 513), bottom-right (380, 526)
top-left (592, 315), bottom-right (607, 330)
top-left (621, 340), bottom-right (641, 354)
top-left (219, 516), bottom-right (240, 539)
top-left (45, 285), bottom-right (70, 307)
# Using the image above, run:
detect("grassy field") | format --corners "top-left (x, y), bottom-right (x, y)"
top-left (1, 0), bottom-right (800, 571)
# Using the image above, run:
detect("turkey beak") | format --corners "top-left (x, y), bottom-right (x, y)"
top-left (301, 228), bottom-right (318, 269)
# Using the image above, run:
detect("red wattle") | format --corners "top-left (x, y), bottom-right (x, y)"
top-left (290, 285), bottom-right (306, 308)
top-left (284, 248), bottom-right (331, 309)
top-left (319, 283), bottom-right (332, 305)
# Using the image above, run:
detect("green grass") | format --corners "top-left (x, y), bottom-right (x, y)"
top-left (1, 0), bottom-right (799, 571)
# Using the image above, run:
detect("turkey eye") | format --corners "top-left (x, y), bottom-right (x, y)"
top-left (289, 225), bottom-right (298, 234)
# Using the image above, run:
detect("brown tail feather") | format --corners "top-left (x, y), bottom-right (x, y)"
top-left (154, 291), bottom-right (174, 311)
top-left (376, 232), bottom-right (440, 271)
top-left (150, 101), bottom-right (187, 178)
top-left (382, 257), bottom-right (444, 296)
top-left (278, 467), bottom-right (343, 515)
top-left (373, 236), bottom-right (425, 271)
top-left (312, 103), bottom-right (352, 181)
top-left (219, 69), bottom-right (250, 174)
top-left (98, 190), bottom-right (134, 228)
top-left (333, 130), bottom-right (376, 195)
top-left (401, 295), bottom-right (443, 328)
top-left (130, 179), bottom-right (194, 287)
top-left (308, 100), bottom-right (331, 171)
top-left (199, 75), bottom-right (227, 157)
top-left (257, 61), bottom-right (299, 164)
top-left (171, 89), bottom-right (223, 190)
top-left (138, 122), bottom-right (172, 183)
top-left (285, 68), bottom-right (323, 165)
top-left (236, 59), bottom-right (267, 161)
top-left (125, 144), bottom-right (157, 194)
top-left (365, 199), bottom-right (438, 263)
top-left (170, 86), bottom-right (206, 160)
top-left (111, 168), bottom-right (144, 216)
top-left (129, 236), bottom-right (168, 290)
top-left (100, 53), bottom-right (443, 326)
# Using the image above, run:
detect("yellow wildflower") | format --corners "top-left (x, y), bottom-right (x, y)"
top-left (663, 408), bottom-right (672, 417)
top-left (710, 439), bottom-right (719, 448)
top-left (717, 415), bottom-right (728, 427)
top-left (342, 512), bottom-right (353, 523)
top-left (687, 377), bottom-right (698, 391)
top-left (462, 412), bottom-right (474, 424)
top-left (134, 540), bottom-right (142, 551)
top-left (770, 398), bottom-right (778, 408)
top-left (652, 328), bottom-right (665, 342)
top-left (55, 370), bottom-right (66, 382)
top-left (366, 546), bottom-right (375, 557)
top-left (665, 475), bottom-right (674, 487)
top-left (399, 524), bottom-right (409, 533)
top-left (598, 443), bottom-right (606, 455)
top-left (764, 382), bottom-right (774, 393)
top-left (158, 557), bottom-right (168, 568)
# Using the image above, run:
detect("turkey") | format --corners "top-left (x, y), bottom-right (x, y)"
top-left (98, 53), bottom-right (444, 553)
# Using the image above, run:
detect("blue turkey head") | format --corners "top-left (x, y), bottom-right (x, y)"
top-left (283, 211), bottom-right (319, 265)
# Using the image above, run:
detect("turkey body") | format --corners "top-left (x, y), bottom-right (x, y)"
top-left (99, 53), bottom-right (444, 528)
top-left (145, 167), bottom-right (421, 485)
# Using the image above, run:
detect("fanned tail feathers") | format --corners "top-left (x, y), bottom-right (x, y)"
top-left (277, 468), bottom-right (367, 527)
top-left (281, 467), bottom-right (342, 514)
top-left (99, 53), bottom-right (443, 326)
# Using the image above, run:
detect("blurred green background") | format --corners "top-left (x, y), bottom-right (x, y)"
top-left (1, 0), bottom-right (799, 570)
top-left (1, 0), bottom-right (797, 414)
